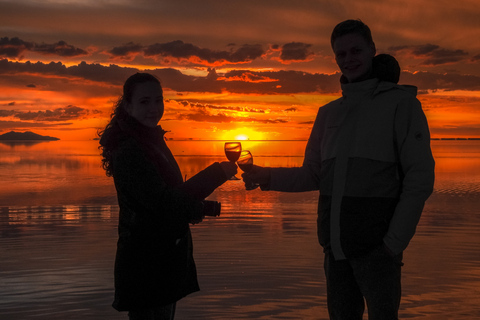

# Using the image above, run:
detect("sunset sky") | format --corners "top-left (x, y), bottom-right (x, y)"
top-left (1, 0), bottom-right (480, 141)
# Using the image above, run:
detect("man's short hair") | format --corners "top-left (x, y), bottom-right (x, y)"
top-left (330, 19), bottom-right (374, 48)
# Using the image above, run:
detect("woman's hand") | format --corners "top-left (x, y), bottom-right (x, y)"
top-left (219, 161), bottom-right (238, 179)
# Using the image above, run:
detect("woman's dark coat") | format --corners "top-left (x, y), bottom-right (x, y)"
top-left (100, 116), bottom-right (228, 311)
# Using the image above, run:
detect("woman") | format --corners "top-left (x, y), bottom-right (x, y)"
top-left (99, 73), bottom-right (237, 319)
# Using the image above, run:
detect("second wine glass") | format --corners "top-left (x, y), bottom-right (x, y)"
top-left (237, 150), bottom-right (259, 190)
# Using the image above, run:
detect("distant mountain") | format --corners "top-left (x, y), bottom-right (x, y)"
top-left (0, 131), bottom-right (60, 141)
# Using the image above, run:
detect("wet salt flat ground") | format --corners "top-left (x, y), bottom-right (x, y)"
top-left (0, 140), bottom-right (479, 319)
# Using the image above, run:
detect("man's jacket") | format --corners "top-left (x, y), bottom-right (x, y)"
top-left (269, 78), bottom-right (435, 260)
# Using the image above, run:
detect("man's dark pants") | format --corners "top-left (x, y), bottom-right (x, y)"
top-left (324, 246), bottom-right (403, 320)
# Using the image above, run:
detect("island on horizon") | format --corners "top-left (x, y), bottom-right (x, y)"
top-left (0, 131), bottom-right (60, 141)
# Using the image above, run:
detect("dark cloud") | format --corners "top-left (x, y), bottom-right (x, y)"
top-left (299, 120), bottom-right (315, 125)
top-left (143, 40), bottom-right (265, 64)
top-left (177, 112), bottom-right (235, 123)
top-left (251, 118), bottom-right (289, 124)
top-left (2, 58), bottom-right (479, 95)
top-left (218, 71), bottom-right (278, 83)
top-left (430, 125), bottom-right (480, 137)
top-left (173, 99), bottom-right (266, 113)
top-left (0, 110), bottom-right (15, 117)
top-left (401, 70), bottom-right (480, 91)
top-left (219, 69), bottom-right (340, 94)
top-left (107, 42), bottom-right (144, 60)
top-left (0, 59), bottom-right (140, 87)
top-left (33, 40), bottom-right (88, 57)
top-left (472, 54), bottom-right (480, 62)
top-left (103, 40), bottom-right (267, 65)
top-left (280, 42), bottom-right (314, 62)
top-left (0, 37), bottom-right (33, 58)
top-left (229, 44), bottom-right (265, 63)
top-left (392, 44), bottom-right (439, 56)
top-left (174, 109), bottom-right (287, 124)
top-left (0, 120), bottom-right (60, 130)
top-left (169, 100), bottom-right (288, 124)
top-left (0, 37), bottom-right (88, 58)
top-left (389, 44), bottom-right (469, 66)
top-left (0, 105), bottom-right (101, 122)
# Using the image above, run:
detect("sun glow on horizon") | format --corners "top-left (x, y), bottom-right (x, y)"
top-left (220, 127), bottom-right (266, 141)
top-left (235, 134), bottom-right (249, 140)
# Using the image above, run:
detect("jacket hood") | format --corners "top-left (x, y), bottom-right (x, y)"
top-left (340, 76), bottom-right (418, 99)
top-left (375, 81), bottom-right (418, 97)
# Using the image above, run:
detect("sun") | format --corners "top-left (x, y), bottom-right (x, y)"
top-left (222, 127), bottom-right (265, 141)
top-left (235, 134), bottom-right (249, 140)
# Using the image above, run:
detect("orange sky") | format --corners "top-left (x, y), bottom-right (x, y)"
top-left (1, 0), bottom-right (480, 141)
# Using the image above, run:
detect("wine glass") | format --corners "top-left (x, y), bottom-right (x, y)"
top-left (237, 150), bottom-right (259, 190)
top-left (224, 142), bottom-right (242, 180)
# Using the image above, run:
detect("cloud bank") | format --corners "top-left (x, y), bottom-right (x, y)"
top-left (0, 105), bottom-right (101, 122)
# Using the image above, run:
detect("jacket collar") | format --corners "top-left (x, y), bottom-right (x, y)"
top-left (374, 81), bottom-right (418, 97)
top-left (341, 78), bottom-right (379, 99)
top-left (341, 77), bottom-right (418, 99)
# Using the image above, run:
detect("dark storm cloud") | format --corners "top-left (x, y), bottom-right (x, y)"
top-left (143, 40), bottom-right (265, 64)
top-left (279, 42), bottom-right (314, 62)
top-left (0, 105), bottom-right (101, 122)
top-left (107, 40), bottom-right (311, 65)
top-left (0, 110), bottom-right (15, 117)
top-left (176, 110), bottom-right (237, 123)
top-left (174, 109), bottom-right (287, 124)
top-left (401, 70), bottom-right (480, 91)
top-left (1, 58), bottom-right (479, 95)
top-left (389, 44), bottom-right (469, 66)
top-left (173, 99), bottom-right (266, 113)
top-left (247, 118), bottom-right (289, 124)
top-left (0, 59), bottom-right (140, 86)
top-left (171, 100), bottom-right (286, 124)
top-left (0, 37), bottom-right (88, 58)
top-left (33, 40), bottom-right (88, 57)
top-left (219, 69), bottom-right (340, 94)
top-left (0, 120), bottom-right (59, 130)
top-left (299, 120), bottom-right (315, 125)
top-left (0, 37), bottom-right (33, 57)
top-left (107, 42), bottom-right (144, 60)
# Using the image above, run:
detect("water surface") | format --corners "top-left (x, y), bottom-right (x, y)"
top-left (0, 140), bottom-right (479, 319)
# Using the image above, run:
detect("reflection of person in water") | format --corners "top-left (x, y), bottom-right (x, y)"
top-left (99, 73), bottom-right (237, 320)
top-left (243, 20), bottom-right (435, 319)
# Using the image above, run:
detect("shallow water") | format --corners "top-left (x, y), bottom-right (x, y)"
top-left (0, 140), bottom-right (479, 319)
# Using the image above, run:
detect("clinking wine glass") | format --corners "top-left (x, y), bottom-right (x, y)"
top-left (237, 150), bottom-right (259, 190)
top-left (224, 142), bottom-right (242, 180)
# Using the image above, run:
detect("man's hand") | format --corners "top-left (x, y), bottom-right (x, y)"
top-left (241, 165), bottom-right (271, 189)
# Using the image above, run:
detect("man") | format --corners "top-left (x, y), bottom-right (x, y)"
top-left (243, 20), bottom-right (435, 319)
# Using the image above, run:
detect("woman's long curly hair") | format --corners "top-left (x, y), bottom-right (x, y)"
top-left (98, 73), bottom-right (161, 176)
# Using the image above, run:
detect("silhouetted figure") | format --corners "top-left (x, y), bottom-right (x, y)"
top-left (99, 73), bottom-right (236, 320)
top-left (243, 20), bottom-right (434, 319)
